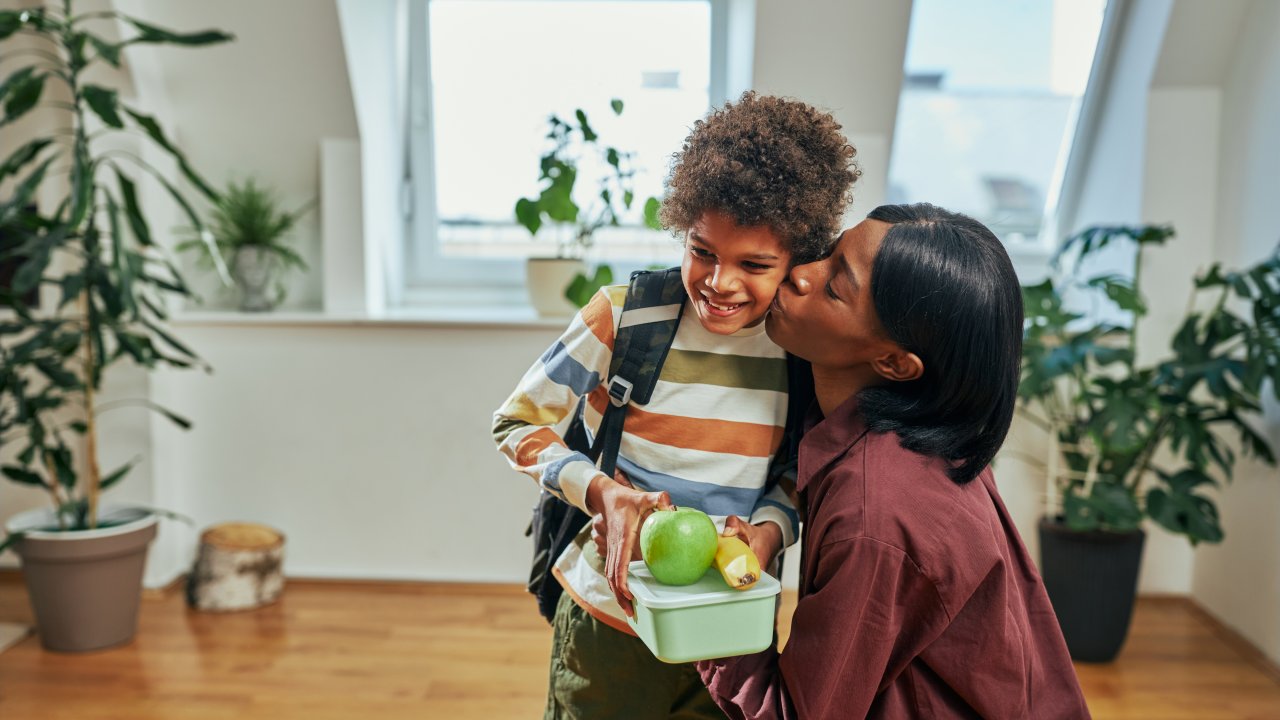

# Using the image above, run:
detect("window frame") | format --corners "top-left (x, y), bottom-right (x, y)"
top-left (883, 0), bottom-right (1122, 276)
top-left (403, 0), bottom-right (732, 306)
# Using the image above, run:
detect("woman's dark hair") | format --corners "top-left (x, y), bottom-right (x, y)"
top-left (660, 91), bottom-right (859, 264)
top-left (859, 203), bottom-right (1024, 484)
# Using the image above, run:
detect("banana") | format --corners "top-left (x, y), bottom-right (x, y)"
top-left (714, 535), bottom-right (761, 590)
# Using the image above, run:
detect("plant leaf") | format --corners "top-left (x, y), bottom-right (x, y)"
top-left (82, 85), bottom-right (124, 128)
top-left (123, 107), bottom-right (219, 200)
top-left (643, 197), bottom-right (662, 231)
top-left (0, 68), bottom-right (45, 126)
top-left (1146, 483), bottom-right (1223, 545)
top-left (123, 18), bottom-right (233, 46)
top-left (99, 459), bottom-right (137, 491)
top-left (563, 264), bottom-right (614, 309)
top-left (115, 170), bottom-right (152, 246)
top-left (610, 98), bottom-right (623, 115)
top-left (515, 197), bottom-right (542, 236)
top-left (0, 138), bottom-right (53, 184)
top-left (88, 35), bottom-right (122, 67)
top-left (575, 109), bottom-right (596, 142)
top-left (2, 466), bottom-right (45, 486)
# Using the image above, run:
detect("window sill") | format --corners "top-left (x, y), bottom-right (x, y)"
top-left (170, 307), bottom-right (572, 330)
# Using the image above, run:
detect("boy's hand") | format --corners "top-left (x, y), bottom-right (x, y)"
top-left (722, 515), bottom-right (783, 574)
top-left (589, 471), bottom-right (641, 560)
top-left (587, 473), bottom-right (672, 618)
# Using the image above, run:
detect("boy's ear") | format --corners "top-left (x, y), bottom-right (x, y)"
top-left (871, 349), bottom-right (924, 383)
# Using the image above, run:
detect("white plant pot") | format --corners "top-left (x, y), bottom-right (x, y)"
top-left (231, 246), bottom-right (274, 312)
top-left (526, 257), bottom-right (585, 318)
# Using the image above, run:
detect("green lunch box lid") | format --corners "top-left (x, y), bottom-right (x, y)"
top-left (627, 560), bottom-right (781, 610)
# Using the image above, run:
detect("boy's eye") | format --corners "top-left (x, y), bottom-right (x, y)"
top-left (743, 261), bottom-right (773, 272)
top-left (690, 246), bottom-right (713, 259)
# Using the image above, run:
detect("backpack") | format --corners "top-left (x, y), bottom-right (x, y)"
top-left (524, 267), bottom-right (812, 623)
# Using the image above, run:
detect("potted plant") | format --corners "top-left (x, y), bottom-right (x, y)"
top-left (177, 177), bottom-right (312, 312)
top-left (1018, 225), bottom-right (1280, 662)
top-left (0, 2), bottom-right (230, 652)
top-left (514, 99), bottom-right (662, 316)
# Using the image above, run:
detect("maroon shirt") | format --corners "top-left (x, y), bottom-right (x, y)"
top-left (698, 396), bottom-right (1091, 719)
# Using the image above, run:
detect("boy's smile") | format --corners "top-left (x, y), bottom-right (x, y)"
top-left (681, 210), bottom-right (790, 335)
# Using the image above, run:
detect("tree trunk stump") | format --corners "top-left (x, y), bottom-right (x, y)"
top-left (186, 523), bottom-right (285, 612)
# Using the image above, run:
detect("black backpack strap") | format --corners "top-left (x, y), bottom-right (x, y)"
top-left (590, 267), bottom-right (687, 477)
top-left (766, 352), bottom-right (813, 496)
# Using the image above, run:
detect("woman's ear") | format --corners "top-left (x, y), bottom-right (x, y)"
top-left (872, 349), bottom-right (924, 383)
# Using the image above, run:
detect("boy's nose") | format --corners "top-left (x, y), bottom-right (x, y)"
top-left (708, 267), bottom-right (741, 293)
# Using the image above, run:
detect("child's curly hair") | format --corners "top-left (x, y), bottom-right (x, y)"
top-left (660, 92), bottom-right (860, 264)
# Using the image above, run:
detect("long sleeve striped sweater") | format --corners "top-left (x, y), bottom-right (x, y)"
top-left (493, 284), bottom-right (800, 632)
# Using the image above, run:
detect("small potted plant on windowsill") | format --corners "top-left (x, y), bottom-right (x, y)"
top-left (515, 99), bottom-right (662, 316)
top-left (177, 177), bottom-right (313, 312)
top-left (1017, 225), bottom-right (1279, 663)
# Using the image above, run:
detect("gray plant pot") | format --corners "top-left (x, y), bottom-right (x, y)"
top-left (1038, 518), bottom-right (1146, 663)
top-left (6, 506), bottom-right (158, 653)
top-left (231, 246), bottom-right (274, 312)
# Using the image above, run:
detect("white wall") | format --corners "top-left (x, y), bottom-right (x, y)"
top-left (126, 0), bottom-right (359, 312)
top-left (752, 0), bottom-right (912, 220)
top-left (1190, 0), bottom-right (1280, 666)
top-left (148, 319), bottom-right (555, 581)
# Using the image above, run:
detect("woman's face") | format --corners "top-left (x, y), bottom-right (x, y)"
top-left (681, 210), bottom-right (791, 335)
top-left (766, 219), bottom-right (897, 368)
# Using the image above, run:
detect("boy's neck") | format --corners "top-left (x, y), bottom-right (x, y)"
top-left (812, 364), bottom-right (883, 418)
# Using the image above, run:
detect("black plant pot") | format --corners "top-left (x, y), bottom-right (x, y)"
top-left (1038, 518), bottom-right (1146, 663)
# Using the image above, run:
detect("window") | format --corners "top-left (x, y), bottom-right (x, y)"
top-left (407, 0), bottom-right (726, 297)
top-left (886, 0), bottom-right (1110, 254)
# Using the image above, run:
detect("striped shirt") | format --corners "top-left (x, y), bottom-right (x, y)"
top-left (493, 284), bottom-right (800, 631)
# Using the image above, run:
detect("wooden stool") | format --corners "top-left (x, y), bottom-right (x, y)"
top-left (186, 523), bottom-right (285, 612)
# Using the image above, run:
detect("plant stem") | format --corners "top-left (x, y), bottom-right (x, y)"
top-left (41, 451), bottom-right (68, 530)
top-left (69, 10), bottom-right (119, 26)
top-left (1015, 406), bottom-right (1053, 432)
top-left (1000, 448), bottom-right (1049, 470)
top-left (79, 291), bottom-right (101, 529)
top-left (1128, 414), bottom-right (1170, 493)
top-left (61, 4), bottom-right (103, 529)
top-left (1129, 242), bottom-right (1144, 373)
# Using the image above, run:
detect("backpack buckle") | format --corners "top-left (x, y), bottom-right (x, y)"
top-left (607, 377), bottom-right (634, 407)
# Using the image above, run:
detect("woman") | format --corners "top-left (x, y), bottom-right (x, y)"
top-left (697, 204), bottom-right (1091, 719)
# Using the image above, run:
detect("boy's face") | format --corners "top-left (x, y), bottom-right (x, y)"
top-left (766, 219), bottom-right (895, 367)
top-left (681, 210), bottom-right (790, 335)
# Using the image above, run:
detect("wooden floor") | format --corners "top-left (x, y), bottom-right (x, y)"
top-left (2, 575), bottom-right (1279, 719)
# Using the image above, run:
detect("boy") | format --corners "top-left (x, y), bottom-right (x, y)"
top-left (493, 92), bottom-right (859, 720)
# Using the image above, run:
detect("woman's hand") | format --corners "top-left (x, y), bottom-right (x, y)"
top-left (587, 472), bottom-right (673, 618)
top-left (722, 515), bottom-right (783, 573)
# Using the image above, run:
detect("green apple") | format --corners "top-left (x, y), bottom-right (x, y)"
top-left (640, 507), bottom-right (718, 585)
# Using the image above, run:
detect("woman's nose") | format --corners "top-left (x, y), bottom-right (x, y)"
top-left (788, 263), bottom-right (815, 295)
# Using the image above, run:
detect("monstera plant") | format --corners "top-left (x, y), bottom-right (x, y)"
top-left (1018, 224), bottom-right (1279, 662)
top-left (0, 2), bottom-right (231, 652)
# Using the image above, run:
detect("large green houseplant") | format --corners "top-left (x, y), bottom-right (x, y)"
top-left (0, 2), bottom-right (231, 651)
top-left (515, 99), bottom-right (662, 314)
top-left (1018, 224), bottom-right (1279, 661)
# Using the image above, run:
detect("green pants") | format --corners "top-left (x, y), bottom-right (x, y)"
top-left (545, 591), bottom-right (728, 720)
